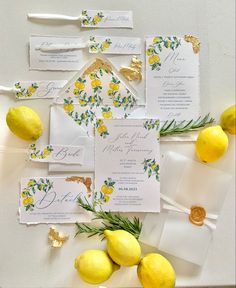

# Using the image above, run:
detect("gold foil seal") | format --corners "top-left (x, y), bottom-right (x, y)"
top-left (184, 35), bottom-right (200, 54)
top-left (48, 227), bottom-right (69, 248)
top-left (120, 56), bottom-right (142, 81)
top-left (83, 58), bottom-right (112, 76)
top-left (66, 176), bottom-right (92, 194)
top-left (189, 206), bottom-right (206, 226)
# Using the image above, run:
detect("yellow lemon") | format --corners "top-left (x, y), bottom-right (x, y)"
top-left (147, 48), bottom-right (154, 56)
top-left (104, 195), bottom-right (110, 202)
top-left (153, 37), bottom-right (162, 43)
top-left (23, 197), bottom-right (33, 206)
top-left (6, 106), bottom-right (43, 141)
top-left (137, 253), bottom-right (176, 288)
top-left (113, 84), bottom-right (119, 91)
top-left (21, 191), bottom-right (28, 198)
top-left (148, 55), bottom-right (160, 65)
top-left (101, 125), bottom-right (107, 132)
top-left (101, 184), bottom-right (108, 194)
top-left (74, 250), bottom-right (119, 284)
top-left (109, 83), bottom-right (115, 90)
top-left (97, 126), bottom-right (104, 134)
top-left (108, 89), bottom-right (114, 96)
top-left (91, 79), bottom-right (101, 88)
top-left (102, 111), bottom-right (112, 119)
top-left (196, 125), bottom-right (228, 163)
top-left (64, 103), bottom-right (74, 112)
top-left (102, 41), bottom-right (110, 49)
top-left (94, 15), bottom-right (102, 23)
top-left (43, 148), bottom-right (50, 156)
top-left (79, 99), bottom-right (87, 106)
top-left (27, 180), bottom-right (35, 187)
top-left (75, 81), bottom-right (85, 90)
top-left (106, 187), bottom-right (114, 194)
top-left (151, 164), bottom-right (158, 170)
top-left (113, 100), bottom-right (120, 107)
top-left (220, 105), bottom-right (236, 135)
top-left (28, 86), bottom-right (36, 93)
top-left (104, 230), bottom-right (141, 266)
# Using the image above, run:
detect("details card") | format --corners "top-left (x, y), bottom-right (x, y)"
top-left (19, 176), bottom-right (93, 224)
top-left (30, 35), bottom-right (84, 71)
top-left (81, 10), bottom-right (133, 28)
top-left (89, 36), bottom-right (141, 54)
top-left (95, 119), bottom-right (160, 212)
top-left (146, 36), bottom-right (200, 121)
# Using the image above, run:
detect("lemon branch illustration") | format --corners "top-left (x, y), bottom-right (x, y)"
top-left (81, 10), bottom-right (104, 26)
top-left (15, 82), bottom-right (39, 98)
top-left (95, 119), bottom-right (109, 138)
top-left (21, 178), bottom-right (53, 212)
top-left (29, 144), bottom-right (53, 160)
top-left (147, 36), bottom-right (181, 70)
top-left (143, 120), bottom-right (160, 131)
top-left (89, 36), bottom-right (112, 53)
top-left (143, 159), bottom-right (160, 181)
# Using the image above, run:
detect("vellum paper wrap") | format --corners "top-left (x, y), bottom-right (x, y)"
top-left (139, 151), bottom-right (232, 265)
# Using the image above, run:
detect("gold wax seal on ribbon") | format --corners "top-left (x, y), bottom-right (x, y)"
top-left (189, 206), bottom-right (206, 226)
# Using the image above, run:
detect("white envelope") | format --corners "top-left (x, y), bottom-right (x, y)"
top-left (139, 151), bottom-right (232, 265)
top-left (49, 105), bottom-right (95, 172)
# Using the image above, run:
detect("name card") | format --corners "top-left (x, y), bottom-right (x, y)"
top-left (14, 80), bottom-right (67, 99)
top-left (19, 176), bottom-right (93, 224)
top-left (29, 144), bottom-right (85, 164)
top-left (30, 35), bottom-right (84, 71)
top-left (81, 10), bottom-right (133, 28)
top-left (89, 36), bottom-right (141, 54)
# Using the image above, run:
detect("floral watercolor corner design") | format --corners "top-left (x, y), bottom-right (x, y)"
top-left (93, 178), bottom-right (116, 206)
top-left (95, 119), bottom-right (109, 138)
top-left (21, 178), bottom-right (53, 212)
top-left (143, 119), bottom-right (160, 131)
top-left (143, 159), bottom-right (160, 181)
top-left (146, 36), bottom-right (181, 71)
top-left (15, 82), bottom-right (39, 98)
top-left (89, 36), bottom-right (112, 53)
top-left (29, 144), bottom-right (53, 160)
top-left (81, 10), bottom-right (105, 26)
top-left (63, 98), bottom-right (96, 126)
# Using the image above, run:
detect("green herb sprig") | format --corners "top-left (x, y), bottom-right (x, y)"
top-left (75, 197), bottom-right (142, 239)
top-left (160, 114), bottom-right (215, 137)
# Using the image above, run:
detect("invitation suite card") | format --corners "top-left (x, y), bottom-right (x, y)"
top-left (146, 36), bottom-right (200, 121)
top-left (95, 119), bottom-right (160, 212)
top-left (19, 176), bottom-right (93, 224)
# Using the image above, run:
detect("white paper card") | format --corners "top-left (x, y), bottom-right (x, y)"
top-left (14, 80), bottom-right (67, 99)
top-left (81, 10), bottom-right (133, 28)
top-left (89, 36), bottom-right (141, 54)
top-left (95, 119), bottom-right (160, 212)
top-left (19, 176), bottom-right (93, 224)
top-left (29, 144), bottom-right (85, 164)
top-left (30, 35), bottom-right (84, 71)
top-left (146, 36), bottom-right (200, 121)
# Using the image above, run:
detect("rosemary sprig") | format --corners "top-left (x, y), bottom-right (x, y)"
top-left (160, 114), bottom-right (215, 137)
top-left (75, 197), bottom-right (142, 239)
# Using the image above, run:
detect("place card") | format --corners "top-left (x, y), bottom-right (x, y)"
top-left (14, 80), bottom-right (67, 99)
top-left (81, 10), bottom-right (133, 28)
top-left (95, 119), bottom-right (160, 212)
top-left (30, 35), bottom-right (84, 71)
top-left (19, 176), bottom-right (93, 224)
top-left (146, 36), bottom-right (200, 121)
top-left (29, 144), bottom-right (85, 164)
top-left (89, 36), bottom-right (141, 54)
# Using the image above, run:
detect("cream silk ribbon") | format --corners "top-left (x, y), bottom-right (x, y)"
top-left (160, 193), bottom-right (218, 230)
top-left (28, 13), bottom-right (86, 22)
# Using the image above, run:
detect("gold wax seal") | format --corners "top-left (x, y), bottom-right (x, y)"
top-left (120, 56), bottom-right (142, 81)
top-left (48, 227), bottom-right (69, 248)
top-left (189, 206), bottom-right (206, 226)
top-left (184, 35), bottom-right (200, 54)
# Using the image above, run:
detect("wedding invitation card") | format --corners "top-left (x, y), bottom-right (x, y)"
top-left (95, 119), bottom-right (160, 212)
top-left (19, 176), bottom-right (93, 224)
top-left (146, 36), bottom-right (200, 121)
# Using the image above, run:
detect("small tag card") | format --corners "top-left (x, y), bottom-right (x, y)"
top-left (146, 36), bottom-right (200, 121)
top-left (89, 36), bottom-right (141, 54)
top-left (14, 80), bottom-right (67, 99)
top-left (29, 144), bottom-right (85, 164)
top-left (95, 119), bottom-right (160, 212)
top-left (19, 176), bottom-right (93, 224)
top-left (81, 10), bottom-right (133, 28)
top-left (30, 35), bottom-right (84, 71)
